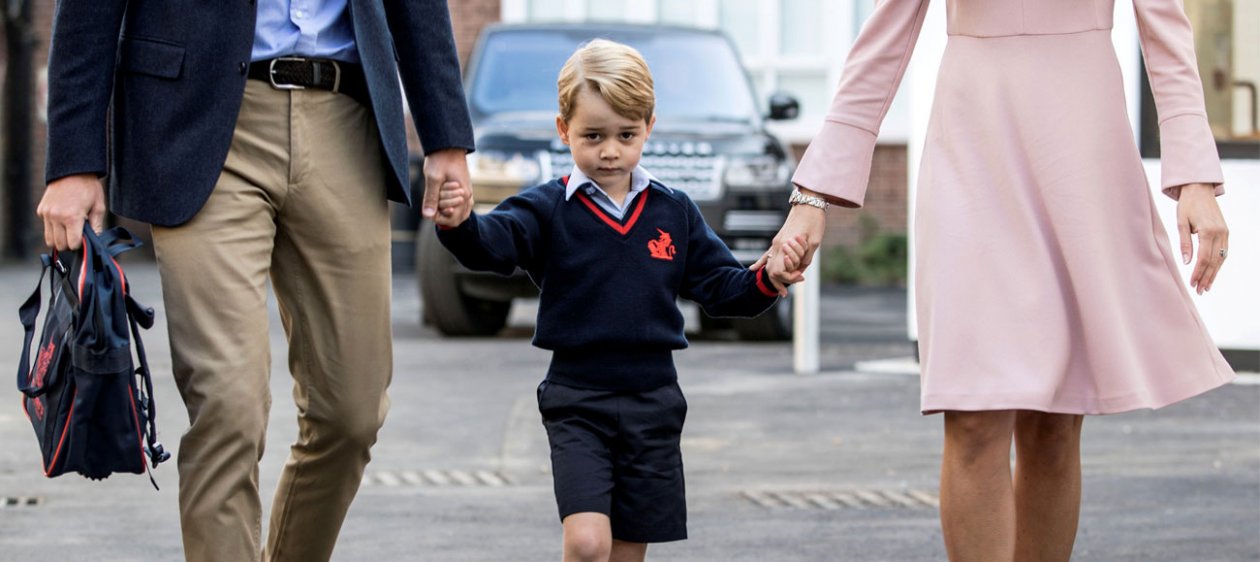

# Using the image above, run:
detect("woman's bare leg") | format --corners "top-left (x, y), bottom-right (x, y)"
top-left (1013, 411), bottom-right (1084, 562)
top-left (940, 410), bottom-right (1018, 561)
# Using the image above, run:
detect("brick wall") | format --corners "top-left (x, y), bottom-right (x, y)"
top-left (449, 0), bottom-right (501, 70)
top-left (789, 142), bottom-right (909, 249)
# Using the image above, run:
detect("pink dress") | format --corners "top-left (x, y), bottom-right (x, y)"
top-left (794, 0), bottom-right (1237, 414)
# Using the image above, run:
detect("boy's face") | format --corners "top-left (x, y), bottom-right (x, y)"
top-left (556, 88), bottom-right (655, 193)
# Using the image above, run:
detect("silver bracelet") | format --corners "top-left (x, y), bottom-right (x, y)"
top-left (788, 189), bottom-right (830, 211)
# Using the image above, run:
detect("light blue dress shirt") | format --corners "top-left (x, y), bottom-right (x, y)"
top-left (252, 0), bottom-right (359, 64)
top-left (564, 165), bottom-right (666, 220)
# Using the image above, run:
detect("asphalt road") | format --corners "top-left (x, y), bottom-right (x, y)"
top-left (0, 263), bottom-right (1256, 561)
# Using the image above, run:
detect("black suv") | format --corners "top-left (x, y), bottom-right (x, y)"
top-left (418, 23), bottom-right (799, 340)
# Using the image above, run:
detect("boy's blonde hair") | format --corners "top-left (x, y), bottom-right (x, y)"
top-left (557, 39), bottom-right (655, 123)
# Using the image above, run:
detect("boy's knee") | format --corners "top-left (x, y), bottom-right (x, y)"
top-left (564, 516), bottom-right (612, 562)
top-left (566, 534), bottom-right (611, 562)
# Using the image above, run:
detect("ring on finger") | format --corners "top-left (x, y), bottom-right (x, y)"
top-left (1220, 248), bottom-right (1228, 259)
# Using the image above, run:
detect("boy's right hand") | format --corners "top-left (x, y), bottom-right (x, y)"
top-left (423, 148), bottom-right (473, 227)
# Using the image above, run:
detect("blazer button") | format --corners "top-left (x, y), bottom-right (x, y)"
top-left (239, 62), bottom-right (247, 75)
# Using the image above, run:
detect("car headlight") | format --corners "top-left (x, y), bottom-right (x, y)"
top-left (722, 155), bottom-right (789, 190)
top-left (468, 151), bottom-right (543, 187)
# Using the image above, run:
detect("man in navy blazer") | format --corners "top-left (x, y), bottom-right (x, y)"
top-left (37, 1), bottom-right (475, 560)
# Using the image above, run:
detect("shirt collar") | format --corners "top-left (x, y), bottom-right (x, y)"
top-left (563, 165), bottom-right (659, 201)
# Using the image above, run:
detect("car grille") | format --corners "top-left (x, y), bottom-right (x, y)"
top-left (544, 141), bottom-right (722, 202)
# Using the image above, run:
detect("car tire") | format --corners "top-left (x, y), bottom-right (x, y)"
top-left (731, 295), bottom-right (793, 341)
top-left (417, 221), bottom-right (511, 337)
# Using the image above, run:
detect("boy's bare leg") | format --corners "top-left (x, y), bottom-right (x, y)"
top-left (563, 513), bottom-right (613, 562)
top-left (1013, 411), bottom-right (1084, 562)
top-left (609, 540), bottom-right (648, 562)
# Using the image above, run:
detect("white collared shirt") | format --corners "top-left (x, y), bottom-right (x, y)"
top-left (564, 165), bottom-right (658, 220)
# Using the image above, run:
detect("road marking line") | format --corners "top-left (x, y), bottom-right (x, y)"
top-left (422, 469), bottom-right (451, 486)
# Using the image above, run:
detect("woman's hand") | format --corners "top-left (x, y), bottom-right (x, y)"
top-left (752, 198), bottom-right (828, 295)
top-left (1176, 183), bottom-right (1229, 295)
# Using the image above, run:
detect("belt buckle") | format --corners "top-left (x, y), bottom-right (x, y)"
top-left (269, 56), bottom-right (307, 90)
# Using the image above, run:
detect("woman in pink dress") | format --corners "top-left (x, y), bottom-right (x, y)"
top-left (759, 0), bottom-right (1236, 559)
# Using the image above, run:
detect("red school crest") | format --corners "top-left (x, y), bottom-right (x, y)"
top-left (647, 229), bottom-right (676, 261)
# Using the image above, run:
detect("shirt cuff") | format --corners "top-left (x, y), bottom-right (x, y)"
top-left (754, 267), bottom-right (780, 298)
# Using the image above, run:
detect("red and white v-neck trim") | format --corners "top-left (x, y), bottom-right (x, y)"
top-left (574, 188), bottom-right (649, 236)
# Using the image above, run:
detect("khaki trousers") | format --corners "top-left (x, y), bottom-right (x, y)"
top-left (151, 79), bottom-right (392, 562)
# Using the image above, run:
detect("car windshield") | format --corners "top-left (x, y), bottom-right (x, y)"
top-left (470, 29), bottom-right (758, 124)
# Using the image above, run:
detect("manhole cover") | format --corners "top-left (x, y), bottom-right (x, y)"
top-left (1, 496), bottom-right (44, 508)
top-left (741, 489), bottom-right (938, 510)
top-left (362, 469), bottom-right (511, 488)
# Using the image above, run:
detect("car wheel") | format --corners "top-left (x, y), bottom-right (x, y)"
top-left (417, 221), bottom-right (511, 336)
top-left (731, 295), bottom-right (793, 341)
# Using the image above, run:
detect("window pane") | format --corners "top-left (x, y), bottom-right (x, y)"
top-left (719, 0), bottom-right (759, 59)
top-left (780, 0), bottom-right (822, 56)
top-left (853, 0), bottom-right (876, 35)
top-left (586, 0), bottom-right (624, 21)
top-left (659, 0), bottom-right (701, 25)
top-left (528, 0), bottom-right (567, 21)
top-left (776, 72), bottom-right (829, 119)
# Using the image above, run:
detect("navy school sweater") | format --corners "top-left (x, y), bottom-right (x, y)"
top-left (437, 177), bottom-right (780, 391)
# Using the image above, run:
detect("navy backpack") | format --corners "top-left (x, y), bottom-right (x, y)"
top-left (16, 225), bottom-right (170, 486)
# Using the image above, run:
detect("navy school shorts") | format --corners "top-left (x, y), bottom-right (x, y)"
top-left (537, 379), bottom-right (688, 543)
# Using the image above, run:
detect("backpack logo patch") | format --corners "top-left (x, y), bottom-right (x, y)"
top-left (648, 229), bottom-right (676, 261)
top-left (33, 341), bottom-right (55, 387)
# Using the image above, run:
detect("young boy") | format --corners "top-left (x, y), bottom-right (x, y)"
top-left (436, 39), bottom-right (806, 562)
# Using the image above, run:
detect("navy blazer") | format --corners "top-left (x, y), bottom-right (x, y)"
top-left (44, 0), bottom-right (475, 227)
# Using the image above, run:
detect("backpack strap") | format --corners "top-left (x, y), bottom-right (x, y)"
top-left (125, 292), bottom-right (170, 490)
top-left (16, 257), bottom-right (50, 397)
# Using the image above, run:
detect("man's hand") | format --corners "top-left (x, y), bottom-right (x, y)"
top-left (422, 148), bottom-right (473, 227)
top-left (1176, 183), bottom-right (1229, 295)
top-left (37, 174), bottom-right (106, 251)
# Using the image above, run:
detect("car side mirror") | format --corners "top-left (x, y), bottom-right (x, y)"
top-left (767, 93), bottom-right (800, 120)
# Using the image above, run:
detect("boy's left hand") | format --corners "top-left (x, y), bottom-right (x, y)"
top-left (436, 180), bottom-right (474, 227)
top-left (751, 235), bottom-right (808, 296)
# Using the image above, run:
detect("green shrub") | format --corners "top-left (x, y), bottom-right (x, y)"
top-left (819, 216), bottom-right (907, 286)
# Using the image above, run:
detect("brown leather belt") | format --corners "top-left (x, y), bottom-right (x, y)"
top-left (247, 57), bottom-right (370, 108)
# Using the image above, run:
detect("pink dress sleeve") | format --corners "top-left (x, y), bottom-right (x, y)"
top-left (1134, 0), bottom-right (1225, 199)
top-left (791, 0), bottom-right (932, 208)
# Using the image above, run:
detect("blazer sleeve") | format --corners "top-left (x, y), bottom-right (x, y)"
top-left (792, 0), bottom-right (931, 208)
top-left (384, 0), bottom-right (476, 155)
top-left (1133, 0), bottom-right (1225, 199)
top-left (43, 0), bottom-right (129, 183)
